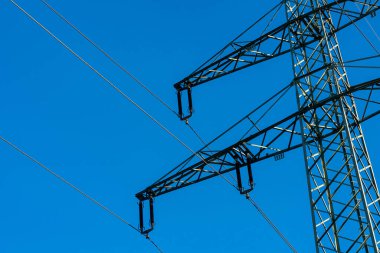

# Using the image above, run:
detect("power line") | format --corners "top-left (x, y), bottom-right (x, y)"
top-left (343, 54), bottom-right (380, 64)
top-left (37, 0), bottom-right (294, 194)
top-left (39, 0), bottom-right (216, 152)
top-left (246, 194), bottom-right (298, 253)
top-left (36, 0), bottom-right (262, 156)
top-left (0, 134), bottom-right (164, 253)
top-left (333, 0), bottom-right (380, 54)
top-left (9, 0), bottom-right (243, 196)
top-left (354, 2), bottom-right (380, 45)
top-left (39, 0), bottom-right (179, 117)
top-left (8, 1), bottom-right (243, 207)
top-left (38, 0), bottom-right (212, 153)
top-left (341, 65), bottom-right (380, 69)
top-left (9, 1), bottom-right (299, 251)
top-left (8, 0), bottom-right (196, 159)
top-left (9, 0), bottom-right (242, 218)
top-left (37, 0), bottom-right (291, 165)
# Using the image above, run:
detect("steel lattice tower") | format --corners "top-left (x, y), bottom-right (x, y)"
top-left (287, 1), bottom-right (380, 251)
top-left (136, 1), bottom-right (380, 252)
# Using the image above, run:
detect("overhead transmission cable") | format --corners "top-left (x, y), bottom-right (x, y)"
top-left (333, 0), bottom-right (380, 55)
top-left (10, 1), bottom-right (298, 251)
top-left (39, 0), bottom-right (178, 117)
top-left (9, 0), bottom-right (239, 207)
top-left (0, 135), bottom-right (164, 253)
top-left (9, 0), bottom-right (240, 219)
top-left (246, 196), bottom-right (299, 253)
top-left (341, 65), bottom-right (380, 69)
top-left (343, 54), bottom-right (380, 64)
top-left (39, 1), bottom-right (296, 250)
top-left (354, 2), bottom-right (380, 45)
top-left (36, 0), bottom-right (290, 189)
top-left (38, 0), bottom-right (215, 153)
top-left (8, 0), bottom-right (195, 157)
top-left (38, 0), bottom-right (285, 147)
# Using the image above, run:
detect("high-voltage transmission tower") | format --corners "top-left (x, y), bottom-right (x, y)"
top-left (136, 0), bottom-right (380, 252)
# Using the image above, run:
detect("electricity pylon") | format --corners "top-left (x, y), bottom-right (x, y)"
top-left (136, 1), bottom-right (380, 251)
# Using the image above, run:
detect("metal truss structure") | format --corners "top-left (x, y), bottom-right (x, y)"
top-left (137, 0), bottom-right (380, 252)
top-left (175, 0), bottom-right (379, 120)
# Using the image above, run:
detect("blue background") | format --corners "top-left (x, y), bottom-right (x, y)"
top-left (1, 0), bottom-right (379, 252)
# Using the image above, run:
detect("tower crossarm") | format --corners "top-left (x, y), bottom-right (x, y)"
top-left (136, 77), bottom-right (380, 202)
top-left (174, 0), bottom-right (379, 120)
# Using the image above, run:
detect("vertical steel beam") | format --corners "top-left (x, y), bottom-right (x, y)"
top-left (286, 0), bottom-right (380, 251)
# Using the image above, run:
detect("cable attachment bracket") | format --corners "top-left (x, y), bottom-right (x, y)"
top-left (230, 148), bottom-right (255, 194)
top-left (137, 193), bottom-right (155, 235)
top-left (176, 81), bottom-right (193, 121)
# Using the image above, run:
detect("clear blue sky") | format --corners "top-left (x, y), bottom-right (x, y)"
top-left (1, 1), bottom-right (380, 252)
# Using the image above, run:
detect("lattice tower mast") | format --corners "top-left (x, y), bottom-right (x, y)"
top-left (286, 0), bottom-right (380, 251)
